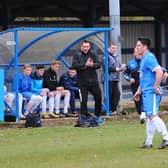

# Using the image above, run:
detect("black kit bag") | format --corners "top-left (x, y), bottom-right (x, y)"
top-left (74, 113), bottom-right (98, 128)
top-left (4, 115), bottom-right (16, 122)
top-left (25, 113), bottom-right (41, 128)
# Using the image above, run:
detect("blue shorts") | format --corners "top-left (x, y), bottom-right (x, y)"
top-left (142, 93), bottom-right (162, 117)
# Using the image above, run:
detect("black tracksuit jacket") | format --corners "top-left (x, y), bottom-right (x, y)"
top-left (42, 67), bottom-right (59, 91)
top-left (72, 50), bottom-right (101, 86)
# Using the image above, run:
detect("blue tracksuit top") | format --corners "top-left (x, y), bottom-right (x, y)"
top-left (18, 73), bottom-right (32, 93)
top-left (30, 72), bottom-right (43, 95)
top-left (18, 73), bottom-right (36, 98)
top-left (124, 57), bottom-right (140, 84)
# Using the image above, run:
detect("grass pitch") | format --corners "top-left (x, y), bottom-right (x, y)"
top-left (0, 120), bottom-right (168, 168)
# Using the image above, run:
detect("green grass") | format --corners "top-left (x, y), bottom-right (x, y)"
top-left (0, 120), bottom-right (168, 168)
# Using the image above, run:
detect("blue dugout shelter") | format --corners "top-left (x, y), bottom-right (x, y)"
top-left (0, 27), bottom-right (112, 121)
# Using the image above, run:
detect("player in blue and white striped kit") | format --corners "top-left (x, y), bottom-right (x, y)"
top-left (134, 38), bottom-right (168, 149)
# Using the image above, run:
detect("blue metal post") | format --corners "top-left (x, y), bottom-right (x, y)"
top-left (0, 69), bottom-right (4, 121)
top-left (14, 30), bottom-right (19, 121)
top-left (104, 31), bottom-right (109, 116)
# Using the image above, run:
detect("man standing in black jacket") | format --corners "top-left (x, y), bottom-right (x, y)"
top-left (72, 40), bottom-right (103, 124)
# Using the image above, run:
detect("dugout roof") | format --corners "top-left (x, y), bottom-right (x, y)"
top-left (0, 27), bottom-right (107, 66)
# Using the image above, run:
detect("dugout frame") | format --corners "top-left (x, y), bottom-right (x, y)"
top-left (0, 27), bottom-right (112, 121)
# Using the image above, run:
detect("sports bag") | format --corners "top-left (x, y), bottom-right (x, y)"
top-left (25, 113), bottom-right (41, 128)
top-left (74, 113), bottom-right (98, 127)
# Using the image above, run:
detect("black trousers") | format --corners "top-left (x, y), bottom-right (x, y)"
top-left (131, 84), bottom-right (142, 114)
top-left (79, 84), bottom-right (102, 117)
top-left (109, 81), bottom-right (120, 112)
